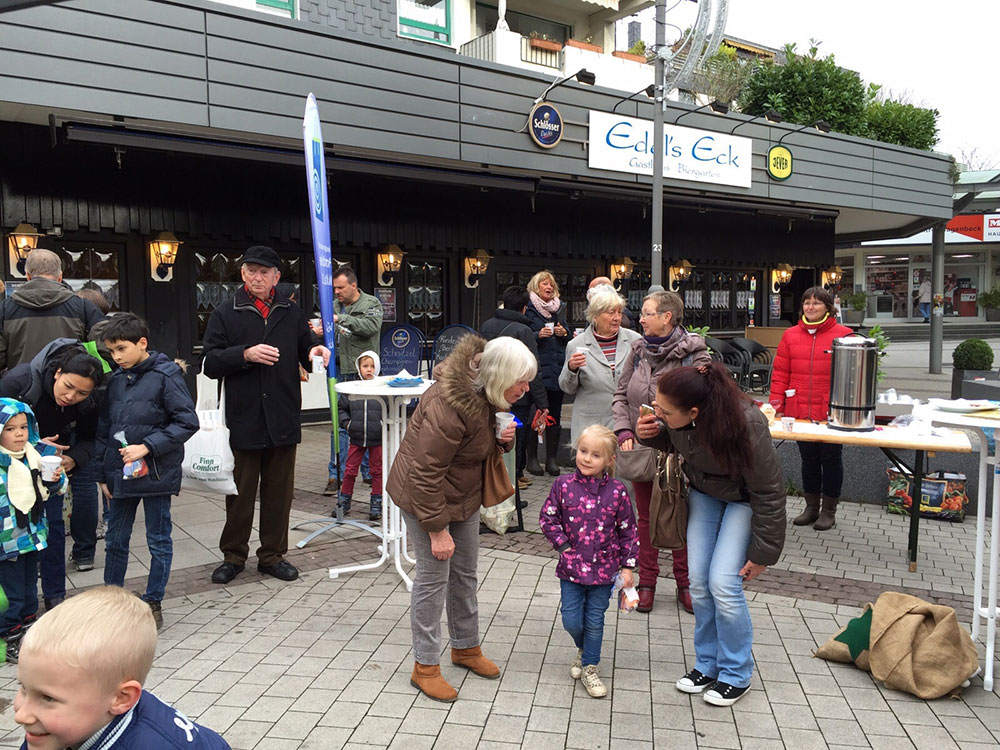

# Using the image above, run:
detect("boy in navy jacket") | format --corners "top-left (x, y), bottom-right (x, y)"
top-left (95, 314), bottom-right (198, 628)
top-left (15, 586), bottom-right (230, 749)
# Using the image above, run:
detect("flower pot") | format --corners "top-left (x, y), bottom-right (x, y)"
top-left (566, 39), bottom-right (602, 53)
top-left (530, 38), bottom-right (563, 52)
top-left (952, 369), bottom-right (999, 399)
top-left (986, 307), bottom-right (1000, 322)
top-left (843, 310), bottom-right (865, 325)
top-left (612, 50), bottom-right (647, 63)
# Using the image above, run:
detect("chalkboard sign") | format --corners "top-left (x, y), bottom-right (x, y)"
top-left (380, 325), bottom-right (425, 376)
top-left (431, 324), bottom-right (476, 372)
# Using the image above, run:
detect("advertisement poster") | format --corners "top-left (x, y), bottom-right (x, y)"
top-left (769, 294), bottom-right (781, 319)
top-left (375, 287), bottom-right (397, 323)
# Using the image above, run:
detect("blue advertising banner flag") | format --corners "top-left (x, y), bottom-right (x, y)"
top-left (303, 93), bottom-right (339, 470)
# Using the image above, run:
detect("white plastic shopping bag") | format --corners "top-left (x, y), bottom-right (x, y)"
top-left (181, 371), bottom-right (237, 495)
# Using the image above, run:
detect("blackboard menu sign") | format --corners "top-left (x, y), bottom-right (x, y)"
top-left (431, 325), bottom-right (476, 370)
top-left (380, 325), bottom-right (424, 376)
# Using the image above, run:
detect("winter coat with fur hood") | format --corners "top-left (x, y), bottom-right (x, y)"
top-left (386, 334), bottom-right (510, 532)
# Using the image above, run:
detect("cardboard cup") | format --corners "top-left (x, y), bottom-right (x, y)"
top-left (40, 455), bottom-right (62, 481)
top-left (311, 355), bottom-right (325, 374)
top-left (310, 317), bottom-right (322, 328)
top-left (781, 417), bottom-right (795, 432)
top-left (495, 411), bottom-right (515, 439)
top-left (544, 322), bottom-right (555, 331)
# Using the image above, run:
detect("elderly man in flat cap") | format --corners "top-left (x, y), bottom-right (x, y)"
top-left (203, 245), bottom-right (329, 584)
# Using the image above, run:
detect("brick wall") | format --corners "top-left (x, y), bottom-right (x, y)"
top-left (299, 0), bottom-right (396, 40)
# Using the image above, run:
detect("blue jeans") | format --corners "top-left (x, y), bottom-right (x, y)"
top-left (919, 302), bottom-right (930, 321)
top-left (0, 552), bottom-right (39, 630)
top-left (104, 494), bottom-right (173, 603)
top-left (559, 579), bottom-right (614, 667)
top-left (69, 462), bottom-right (100, 563)
top-left (687, 488), bottom-right (755, 688)
top-left (329, 373), bottom-right (369, 481)
top-left (39, 492), bottom-right (65, 602)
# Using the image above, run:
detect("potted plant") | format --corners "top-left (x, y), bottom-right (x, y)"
top-left (951, 337), bottom-right (997, 398)
top-left (529, 31), bottom-right (563, 52)
top-left (841, 291), bottom-right (867, 325)
top-left (566, 35), bottom-right (602, 53)
top-left (978, 287), bottom-right (1000, 321)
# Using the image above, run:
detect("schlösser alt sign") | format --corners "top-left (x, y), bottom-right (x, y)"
top-left (588, 110), bottom-right (752, 189)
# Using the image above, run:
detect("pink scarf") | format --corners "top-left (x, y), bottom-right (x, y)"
top-left (529, 291), bottom-right (561, 319)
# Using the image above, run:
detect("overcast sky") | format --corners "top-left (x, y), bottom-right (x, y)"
top-left (618, 1), bottom-right (996, 167)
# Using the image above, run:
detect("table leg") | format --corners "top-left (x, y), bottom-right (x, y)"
top-left (907, 450), bottom-right (924, 573)
top-left (985, 461), bottom-right (1000, 691)
top-left (972, 429), bottom-right (988, 643)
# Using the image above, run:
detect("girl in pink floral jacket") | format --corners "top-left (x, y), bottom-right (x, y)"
top-left (539, 425), bottom-right (638, 698)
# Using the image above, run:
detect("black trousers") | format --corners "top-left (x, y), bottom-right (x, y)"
top-left (797, 441), bottom-right (844, 497)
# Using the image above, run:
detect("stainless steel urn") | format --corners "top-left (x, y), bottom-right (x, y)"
top-left (828, 336), bottom-right (878, 431)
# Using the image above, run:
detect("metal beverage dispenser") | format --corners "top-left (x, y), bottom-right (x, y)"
top-left (828, 336), bottom-right (878, 431)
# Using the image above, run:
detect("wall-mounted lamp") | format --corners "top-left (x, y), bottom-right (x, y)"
top-left (611, 256), bottom-right (635, 290)
top-left (611, 84), bottom-right (656, 114)
top-left (669, 259), bottom-right (694, 290)
top-left (822, 265), bottom-right (844, 288)
top-left (464, 249), bottom-right (493, 288)
top-left (771, 263), bottom-right (794, 292)
top-left (7, 223), bottom-right (43, 277)
top-left (149, 231), bottom-right (182, 282)
top-left (377, 244), bottom-right (404, 286)
top-left (673, 99), bottom-right (729, 125)
top-left (729, 108), bottom-right (782, 134)
top-left (776, 118), bottom-right (832, 145)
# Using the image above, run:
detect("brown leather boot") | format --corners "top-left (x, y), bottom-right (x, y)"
top-left (410, 662), bottom-right (458, 702)
top-left (451, 646), bottom-right (501, 679)
top-left (814, 496), bottom-right (839, 531)
top-left (793, 493), bottom-right (821, 526)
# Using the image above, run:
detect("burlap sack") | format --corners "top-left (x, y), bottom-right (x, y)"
top-left (815, 592), bottom-right (979, 699)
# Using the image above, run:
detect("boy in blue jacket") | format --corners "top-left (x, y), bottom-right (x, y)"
top-left (0, 399), bottom-right (65, 663)
top-left (15, 586), bottom-right (230, 749)
top-left (95, 314), bottom-right (198, 628)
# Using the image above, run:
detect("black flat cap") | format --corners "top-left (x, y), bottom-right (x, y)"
top-left (241, 245), bottom-right (280, 269)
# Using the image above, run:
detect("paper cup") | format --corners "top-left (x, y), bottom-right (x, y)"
top-left (784, 389), bottom-right (796, 398)
top-left (781, 417), bottom-right (795, 432)
top-left (40, 455), bottom-right (62, 481)
top-left (311, 354), bottom-right (325, 374)
top-left (495, 411), bottom-right (515, 439)
top-left (310, 317), bottom-right (322, 328)
top-left (544, 322), bottom-right (555, 331)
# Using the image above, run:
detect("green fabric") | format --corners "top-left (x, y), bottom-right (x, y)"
top-left (834, 607), bottom-right (873, 661)
top-left (337, 290), bottom-right (384, 375)
top-left (82, 340), bottom-right (112, 373)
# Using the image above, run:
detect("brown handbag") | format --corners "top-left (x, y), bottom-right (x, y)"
top-left (648, 450), bottom-right (688, 550)
top-left (482, 447), bottom-right (515, 508)
top-left (615, 444), bottom-right (658, 482)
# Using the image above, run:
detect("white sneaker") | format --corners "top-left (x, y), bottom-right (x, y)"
top-left (570, 649), bottom-right (583, 679)
top-left (581, 664), bottom-right (607, 698)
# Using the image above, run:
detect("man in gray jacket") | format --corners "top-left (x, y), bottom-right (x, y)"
top-left (0, 249), bottom-right (104, 369)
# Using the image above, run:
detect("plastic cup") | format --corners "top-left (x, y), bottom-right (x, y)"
top-left (40, 455), bottom-right (62, 481)
top-left (311, 354), bottom-right (325, 374)
top-left (781, 417), bottom-right (795, 432)
top-left (495, 411), bottom-right (515, 439)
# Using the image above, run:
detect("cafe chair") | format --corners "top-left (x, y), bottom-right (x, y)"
top-left (705, 337), bottom-right (747, 386)
top-left (729, 337), bottom-right (773, 394)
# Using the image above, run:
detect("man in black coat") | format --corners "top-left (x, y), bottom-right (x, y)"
top-left (202, 245), bottom-right (329, 584)
top-left (480, 286), bottom-right (548, 487)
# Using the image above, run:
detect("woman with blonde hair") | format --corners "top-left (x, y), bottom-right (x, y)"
top-left (387, 335), bottom-right (536, 703)
top-left (525, 270), bottom-right (570, 475)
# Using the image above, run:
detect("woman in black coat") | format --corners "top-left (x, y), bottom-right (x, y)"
top-left (0, 338), bottom-right (106, 606)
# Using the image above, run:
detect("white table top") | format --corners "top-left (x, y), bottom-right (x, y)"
top-left (334, 375), bottom-right (434, 399)
top-left (912, 404), bottom-right (1000, 431)
top-left (769, 418), bottom-right (972, 453)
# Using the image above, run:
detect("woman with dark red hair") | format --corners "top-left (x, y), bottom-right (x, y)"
top-left (636, 363), bottom-right (785, 707)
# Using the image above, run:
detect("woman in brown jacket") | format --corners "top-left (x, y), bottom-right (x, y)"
top-left (612, 290), bottom-right (711, 614)
top-left (636, 362), bottom-right (785, 707)
top-left (387, 334), bottom-right (535, 703)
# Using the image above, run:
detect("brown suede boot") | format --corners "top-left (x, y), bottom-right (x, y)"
top-left (410, 662), bottom-right (458, 702)
top-left (451, 646), bottom-right (501, 679)
top-left (813, 496), bottom-right (839, 531)
top-left (793, 493), bottom-right (821, 526)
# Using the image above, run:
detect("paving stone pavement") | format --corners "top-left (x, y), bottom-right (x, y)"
top-left (0, 425), bottom-right (996, 748)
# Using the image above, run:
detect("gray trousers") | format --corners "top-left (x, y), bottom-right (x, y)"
top-left (402, 509), bottom-right (481, 665)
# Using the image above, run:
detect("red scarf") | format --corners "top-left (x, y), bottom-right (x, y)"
top-left (246, 284), bottom-right (275, 319)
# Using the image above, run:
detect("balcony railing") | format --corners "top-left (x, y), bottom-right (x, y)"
top-left (519, 37), bottom-right (562, 69)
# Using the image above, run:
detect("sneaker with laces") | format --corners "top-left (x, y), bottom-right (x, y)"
top-left (581, 664), bottom-right (607, 698)
top-left (675, 668), bottom-right (717, 694)
top-left (703, 680), bottom-right (749, 706)
top-left (72, 555), bottom-right (95, 572)
top-left (96, 521), bottom-right (106, 540)
top-left (570, 649), bottom-right (583, 679)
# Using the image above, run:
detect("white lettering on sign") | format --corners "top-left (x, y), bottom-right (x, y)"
top-left (588, 110), bottom-right (753, 189)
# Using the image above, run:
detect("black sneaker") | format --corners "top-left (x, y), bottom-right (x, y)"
top-left (703, 681), bottom-right (750, 706)
top-left (675, 669), bottom-right (717, 694)
top-left (2, 625), bottom-right (25, 665)
top-left (147, 601), bottom-right (163, 630)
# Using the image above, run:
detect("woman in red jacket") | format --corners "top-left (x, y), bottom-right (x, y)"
top-left (769, 287), bottom-right (851, 530)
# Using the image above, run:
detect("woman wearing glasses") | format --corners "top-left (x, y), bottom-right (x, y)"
top-left (612, 290), bottom-right (711, 614)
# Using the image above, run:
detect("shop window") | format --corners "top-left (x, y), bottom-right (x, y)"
top-left (406, 259), bottom-right (446, 342)
top-left (256, 0), bottom-right (295, 17)
top-left (399, 0), bottom-right (451, 45)
top-left (865, 259), bottom-right (908, 319)
top-left (681, 269), bottom-right (760, 331)
top-left (15, 243), bottom-right (125, 311)
top-left (475, 3), bottom-right (569, 43)
top-left (193, 250), bottom-right (303, 342)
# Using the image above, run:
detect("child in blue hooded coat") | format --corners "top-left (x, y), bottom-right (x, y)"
top-left (0, 398), bottom-right (66, 662)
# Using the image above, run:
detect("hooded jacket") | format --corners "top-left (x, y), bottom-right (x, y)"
top-left (539, 470), bottom-right (639, 585)
top-left (339, 350), bottom-right (383, 446)
top-left (0, 399), bottom-right (65, 562)
top-left (0, 338), bottom-right (104, 470)
top-left (386, 334), bottom-right (509, 532)
top-left (769, 315), bottom-right (853, 422)
top-left (638, 401), bottom-right (786, 566)
top-left (0, 277), bottom-right (104, 370)
top-left (95, 352), bottom-right (199, 499)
